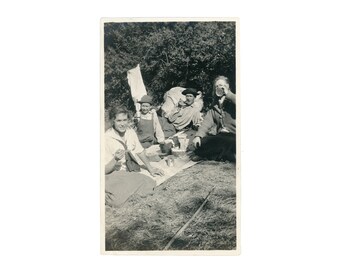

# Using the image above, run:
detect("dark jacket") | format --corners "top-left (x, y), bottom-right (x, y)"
top-left (195, 105), bottom-right (236, 138)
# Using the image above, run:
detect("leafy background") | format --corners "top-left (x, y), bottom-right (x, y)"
top-left (104, 21), bottom-right (236, 111)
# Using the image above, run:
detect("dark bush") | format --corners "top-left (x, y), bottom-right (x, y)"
top-left (104, 21), bottom-right (236, 111)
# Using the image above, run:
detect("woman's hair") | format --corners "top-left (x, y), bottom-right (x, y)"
top-left (108, 105), bottom-right (130, 120)
top-left (211, 76), bottom-right (231, 108)
top-left (213, 75), bottom-right (230, 89)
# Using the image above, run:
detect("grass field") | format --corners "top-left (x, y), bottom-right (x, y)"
top-left (105, 160), bottom-right (237, 251)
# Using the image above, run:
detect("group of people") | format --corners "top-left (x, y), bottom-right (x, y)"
top-left (135, 87), bottom-right (203, 147)
top-left (104, 75), bottom-right (236, 207)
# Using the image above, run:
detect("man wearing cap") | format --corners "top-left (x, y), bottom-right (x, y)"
top-left (166, 88), bottom-right (202, 131)
top-left (135, 95), bottom-right (165, 148)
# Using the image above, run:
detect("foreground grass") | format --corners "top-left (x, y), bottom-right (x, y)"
top-left (105, 160), bottom-right (236, 251)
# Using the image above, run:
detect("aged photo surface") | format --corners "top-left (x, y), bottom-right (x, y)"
top-left (101, 18), bottom-right (239, 255)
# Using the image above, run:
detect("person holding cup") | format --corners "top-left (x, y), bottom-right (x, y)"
top-left (157, 87), bottom-right (203, 138)
top-left (105, 105), bottom-right (164, 207)
top-left (192, 76), bottom-right (236, 162)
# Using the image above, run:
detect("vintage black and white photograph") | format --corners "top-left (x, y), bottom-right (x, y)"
top-left (101, 18), bottom-right (240, 254)
top-left (4, 0), bottom-right (340, 268)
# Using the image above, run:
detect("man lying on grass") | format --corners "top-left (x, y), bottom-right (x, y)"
top-left (105, 106), bottom-right (164, 207)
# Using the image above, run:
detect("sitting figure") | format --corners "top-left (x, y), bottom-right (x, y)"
top-left (161, 86), bottom-right (203, 118)
top-left (192, 76), bottom-right (236, 162)
top-left (105, 105), bottom-right (164, 207)
top-left (135, 95), bottom-right (165, 148)
top-left (158, 87), bottom-right (203, 138)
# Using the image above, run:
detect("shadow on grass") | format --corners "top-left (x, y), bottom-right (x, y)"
top-left (106, 221), bottom-right (170, 250)
top-left (105, 160), bottom-right (237, 251)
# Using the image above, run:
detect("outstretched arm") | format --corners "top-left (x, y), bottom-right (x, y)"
top-left (137, 150), bottom-right (164, 177)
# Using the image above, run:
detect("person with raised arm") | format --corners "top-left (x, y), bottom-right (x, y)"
top-left (192, 76), bottom-right (236, 162)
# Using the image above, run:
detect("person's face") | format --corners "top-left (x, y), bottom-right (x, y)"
top-left (113, 113), bottom-right (128, 134)
top-left (185, 94), bottom-right (195, 105)
top-left (141, 103), bottom-right (151, 114)
top-left (214, 79), bottom-right (230, 94)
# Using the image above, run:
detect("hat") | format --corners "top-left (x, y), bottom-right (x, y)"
top-left (182, 88), bottom-right (198, 97)
top-left (138, 95), bottom-right (153, 104)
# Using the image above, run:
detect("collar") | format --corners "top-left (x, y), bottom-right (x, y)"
top-left (106, 127), bottom-right (130, 143)
top-left (183, 103), bottom-right (195, 108)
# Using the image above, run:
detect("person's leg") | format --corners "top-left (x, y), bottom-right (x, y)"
top-left (133, 174), bottom-right (157, 196)
top-left (157, 115), bottom-right (177, 138)
top-left (217, 133), bottom-right (236, 162)
top-left (105, 171), bottom-right (156, 207)
top-left (195, 133), bottom-right (236, 162)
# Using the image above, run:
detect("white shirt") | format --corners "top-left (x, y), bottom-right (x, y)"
top-left (168, 104), bottom-right (201, 130)
top-left (105, 127), bottom-right (144, 171)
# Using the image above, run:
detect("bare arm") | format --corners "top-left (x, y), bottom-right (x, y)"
top-left (225, 91), bottom-right (236, 104)
top-left (137, 150), bottom-right (164, 176)
top-left (105, 149), bottom-right (124, 175)
top-left (153, 111), bottom-right (165, 143)
top-left (167, 107), bottom-right (182, 123)
top-left (105, 158), bottom-right (119, 175)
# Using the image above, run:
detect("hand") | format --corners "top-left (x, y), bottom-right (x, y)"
top-left (178, 100), bottom-right (186, 107)
top-left (226, 120), bottom-right (236, 133)
top-left (149, 166), bottom-right (164, 177)
top-left (192, 136), bottom-right (201, 149)
top-left (114, 149), bottom-right (125, 161)
top-left (225, 91), bottom-right (236, 104)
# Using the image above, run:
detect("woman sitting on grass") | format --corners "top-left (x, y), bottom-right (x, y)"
top-left (192, 76), bottom-right (236, 162)
top-left (105, 106), bottom-right (164, 207)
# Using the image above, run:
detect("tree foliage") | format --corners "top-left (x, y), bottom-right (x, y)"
top-left (104, 21), bottom-right (236, 111)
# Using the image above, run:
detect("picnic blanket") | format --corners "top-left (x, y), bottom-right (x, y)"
top-left (138, 129), bottom-right (198, 186)
top-left (105, 129), bottom-right (198, 208)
